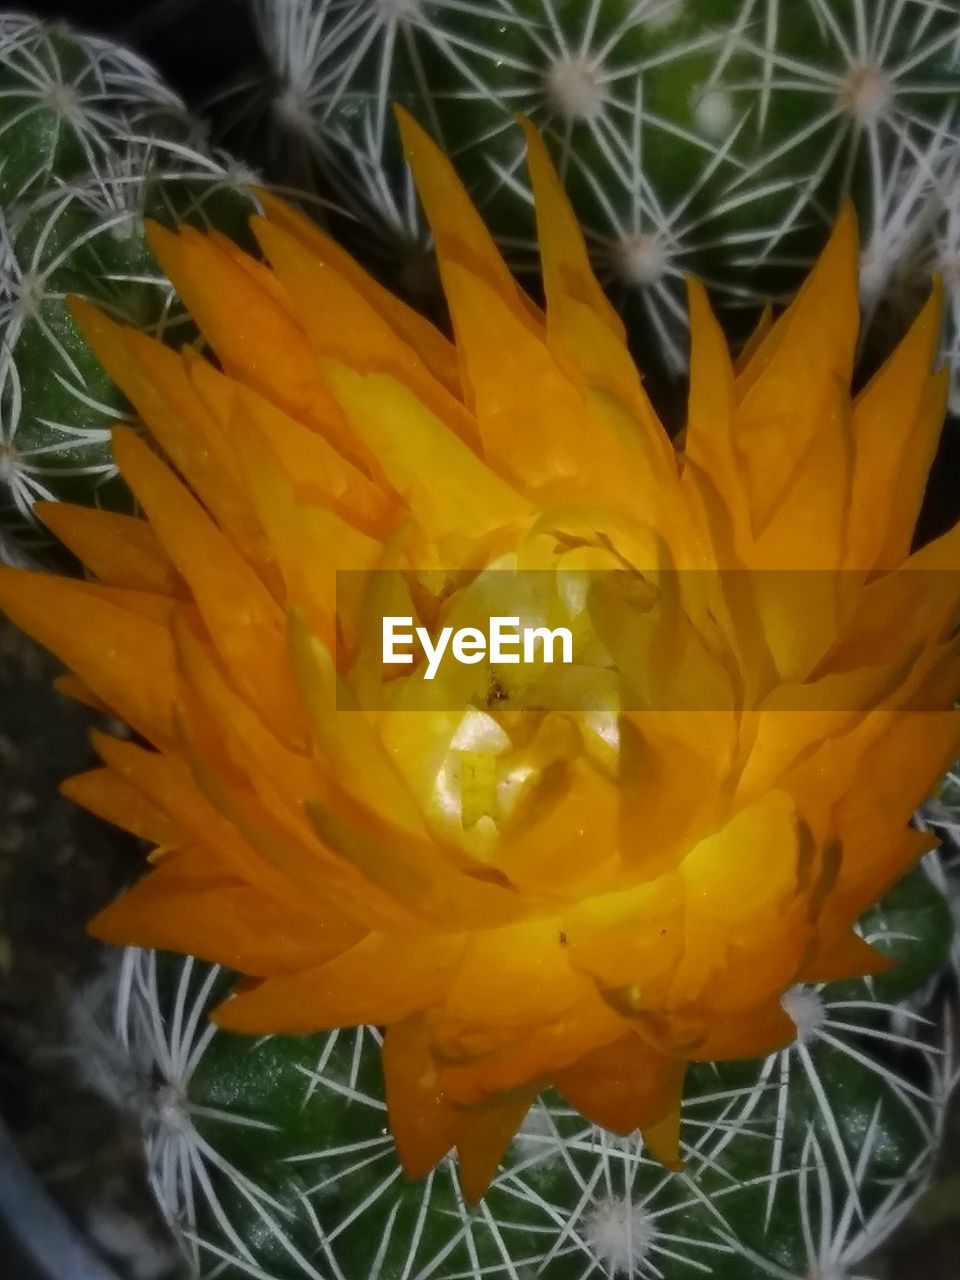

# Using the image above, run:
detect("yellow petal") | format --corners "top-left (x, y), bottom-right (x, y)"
top-left (320, 361), bottom-right (532, 541)
top-left (253, 214), bottom-right (480, 452)
top-left (188, 352), bottom-right (395, 537)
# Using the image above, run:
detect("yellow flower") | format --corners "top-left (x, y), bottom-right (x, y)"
top-left (1, 111), bottom-right (959, 1202)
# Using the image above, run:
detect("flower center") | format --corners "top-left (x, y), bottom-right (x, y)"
top-left (585, 1196), bottom-right (655, 1275)
top-left (544, 56), bottom-right (606, 122)
top-left (839, 63), bottom-right (894, 125)
top-left (780, 984), bottom-right (826, 1043)
top-left (614, 233), bottom-right (670, 286)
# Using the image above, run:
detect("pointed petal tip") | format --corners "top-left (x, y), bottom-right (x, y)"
top-left (30, 500), bottom-right (56, 526)
top-left (0, 563), bottom-right (33, 609)
top-left (209, 986), bottom-right (263, 1034)
top-left (393, 102), bottom-right (433, 156)
top-left (87, 894), bottom-right (137, 947)
top-left (66, 293), bottom-right (116, 345)
top-left (516, 111), bottom-right (544, 153)
top-left (685, 274), bottom-right (711, 312)
top-left (640, 1105), bottom-right (683, 1170)
top-left (66, 292), bottom-right (96, 325)
top-left (143, 217), bottom-right (177, 257)
top-left (815, 198), bottom-right (860, 281)
top-left (924, 272), bottom-right (944, 328)
top-left (836, 197), bottom-right (859, 240)
top-left (109, 423), bottom-right (142, 472)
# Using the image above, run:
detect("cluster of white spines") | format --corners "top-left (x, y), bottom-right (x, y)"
top-left (76, 905), bottom-right (954, 1280)
top-left (0, 17), bottom-right (258, 563)
top-left (243, 0), bottom-right (960, 388)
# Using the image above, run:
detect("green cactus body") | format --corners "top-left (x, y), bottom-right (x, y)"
top-left (104, 868), bottom-right (956, 1280)
top-left (247, 0), bottom-right (960, 381)
top-left (0, 18), bottom-right (257, 564)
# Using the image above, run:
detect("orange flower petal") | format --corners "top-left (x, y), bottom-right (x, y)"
top-left (212, 932), bottom-right (466, 1033)
top-left (35, 503), bottom-right (180, 595)
top-left (0, 568), bottom-right (176, 744)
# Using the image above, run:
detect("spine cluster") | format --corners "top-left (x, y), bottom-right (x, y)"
top-left (0, 16), bottom-right (255, 565)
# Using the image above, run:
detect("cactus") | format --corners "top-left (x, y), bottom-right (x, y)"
top-left (0, 8), bottom-right (957, 1278)
top-left (238, 0), bottom-right (960, 382)
top-left (82, 864), bottom-right (957, 1280)
top-left (0, 16), bottom-right (257, 564)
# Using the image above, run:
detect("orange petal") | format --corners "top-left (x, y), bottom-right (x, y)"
top-left (553, 1034), bottom-right (686, 1141)
top-left (212, 932), bottom-right (466, 1033)
top-left (62, 766), bottom-right (183, 846)
top-left (439, 260), bottom-right (663, 515)
top-left (144, 222), bottom-right (359, 465)
top-left (224, 398), bottom-right (382, 647)
top-left (683, 278), bottom-right (742, 529)
top-left (319, 361), bottom-right (531, 540)
top-left (91, 844), bottom-right (359, 974)
top-left (799, 927), bottom-right (896, 984)
top-left (641, 1108), bottom-right (684, 1172)
top-left (112, 426), bottom-right (307, 751)
top-left (456, 1087), bottom-right (537, 1204)
top-left (436, 992), bottom-right (625, 1105)
top-left (519, 116), bottom-right (623, 339)
top-left (847, 281), bottom-right (943, 569)
top-left (564, 871), bottom-right (684, 995)
top-left (383, 1015), bottom-right (464, 1180)
top-left (686, 997), bottom-right (797, 1060)
top-left (253, 215), bottom-right (480, 452)
top-left (68, 302), bottom-right (271, 568)
top-left (257, 189), bottom-right (461, 392)
top-left (0, 568), bottom-right (176, 744)
top-left (395, 107), bottom-right (539, 332)
top-left (306, 789), bottom-right (527, 929)
top-left (54, 675), bottom-right (109, 713)
top-left (443, 916), bottom-right (591, 1028)
top-left (35, 503), bottom-right (180, 595)
top-left (288, 611), bottom-right (428, 836)
top-left (188, 354), bottom-right (394, 538)
top-left (733, 203), bottom-right (860, 531)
